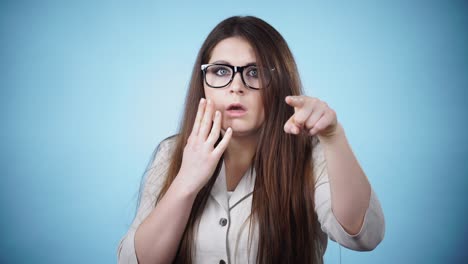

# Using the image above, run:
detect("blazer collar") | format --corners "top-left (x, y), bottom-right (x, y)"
top-left (210, 160), bottom-right (256, 212)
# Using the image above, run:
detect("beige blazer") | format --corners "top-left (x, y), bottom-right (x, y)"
top-left (117, 136), bottom-right (385, 264)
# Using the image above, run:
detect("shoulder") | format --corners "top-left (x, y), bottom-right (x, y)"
top-left (157, 134), bottom-right (179, 154)
top-left (145, 134), bottom-right (179, 172)
top-left (311, 135), bottom-right (320, 148)
top-left (311, 136), bottom-right (324, 163)
top-left (310, 136), bottom-right (327, 184)
top-left (142, 134), bottom-right (179, 186)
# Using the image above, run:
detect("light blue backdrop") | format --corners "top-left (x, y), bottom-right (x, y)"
top-left (1, 1), bottom-right (467, 263)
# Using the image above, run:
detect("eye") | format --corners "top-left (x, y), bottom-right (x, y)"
top-left (209, 66), bottom-right (231, 76)
top-left (217, 68), bottom-right (228, 76)
top-left (247, 67), bottom-right (258, 78)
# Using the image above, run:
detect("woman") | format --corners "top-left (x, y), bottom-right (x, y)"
top-left (117, 16), bottom-right (385, 264)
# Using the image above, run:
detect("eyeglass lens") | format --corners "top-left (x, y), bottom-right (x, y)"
top-left (204, 65), bottom-right (270, 88)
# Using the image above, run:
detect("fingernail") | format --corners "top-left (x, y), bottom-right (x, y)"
top-left (227, 127), bottom-right (232, 132)
top-left (207, 99), bottom-right (211, 104)
top-left (200, 98), bottom-right (205, 104)
top-left (215, 111), bottom-right (220, 116)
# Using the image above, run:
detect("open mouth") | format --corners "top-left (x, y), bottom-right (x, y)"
top-left (226, 103), bottom-right (247, 117)
top-left (227, 104), bottom-right (246, 111)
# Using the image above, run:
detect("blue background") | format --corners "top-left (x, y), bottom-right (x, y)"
top-left (1, 1), bottom-right (467, 263)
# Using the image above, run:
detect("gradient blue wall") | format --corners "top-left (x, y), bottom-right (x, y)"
top-left (1, 1), bottom-right (467, 263)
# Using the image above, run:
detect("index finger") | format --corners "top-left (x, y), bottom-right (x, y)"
top-left (285, 96), bottom-right (305, 108)
top-left (191, 98), bottom-right (206, 136)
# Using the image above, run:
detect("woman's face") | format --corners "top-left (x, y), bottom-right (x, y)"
top-left (204, 37), bottom-right (265, 137)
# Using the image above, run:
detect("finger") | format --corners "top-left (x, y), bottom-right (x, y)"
top-left (283, 116), bottom-right (294, 133)
top-left (207, 110), bottom-right (222, 144)
top-left (292, 107), bottom-right (314, 128)
top-left (305, 108), bottom-right (325, 130)
top-left (191, 98), bottom-right (206, 136)
top-left (285, 95), bottom-right (306, 108)
top-left (309, 111), bottom-right (333, 135)
top-left (213, 127), bottom-right (232, 157)
top-left (199, 99), bottom-right (215, 139)
top-left (284, 115), bottom-right (302, 134)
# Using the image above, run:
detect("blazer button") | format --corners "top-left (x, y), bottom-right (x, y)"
top-left (219, 218), bottom-right (228, 226)
top-left (219, 260), bottom-right (226, 264)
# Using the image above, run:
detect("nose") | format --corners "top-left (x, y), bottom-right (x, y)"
top-left (229, 71), bottom-right (246, 94)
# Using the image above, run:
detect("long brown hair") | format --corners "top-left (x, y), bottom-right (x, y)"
top-left (156, 16), bottom-right (323, 263)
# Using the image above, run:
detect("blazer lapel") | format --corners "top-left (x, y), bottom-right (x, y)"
top-left (210, 161), bottom-right (229, 212)
top-left (228, 164), bottom-right (256, 210)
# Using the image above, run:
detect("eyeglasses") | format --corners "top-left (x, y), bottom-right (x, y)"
top-left (201, 63), bottom-right (275, 90)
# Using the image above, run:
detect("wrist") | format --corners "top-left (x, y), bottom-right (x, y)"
top-left (170, 175), bottom-right (200, 201)
top-left (317, 122), bottom-right (345, 144)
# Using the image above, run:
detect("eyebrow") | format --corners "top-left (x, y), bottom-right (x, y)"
top-left (210, 60), bottom-right (257, 66)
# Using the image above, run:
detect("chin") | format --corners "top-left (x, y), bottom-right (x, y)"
top-left (227, 126), bottom-right (262, 138)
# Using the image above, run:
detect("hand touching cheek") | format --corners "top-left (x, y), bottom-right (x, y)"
top-left (177, 98), bottom-right (232, 194)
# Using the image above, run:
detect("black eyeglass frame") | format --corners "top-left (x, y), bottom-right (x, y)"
top-left (201, 63), bottom-right (275, 90)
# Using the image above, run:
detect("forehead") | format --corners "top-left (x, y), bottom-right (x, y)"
top-left (209, 37), bottom-right (256, 65)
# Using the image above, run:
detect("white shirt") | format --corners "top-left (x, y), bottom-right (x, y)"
top-left (117, 136), bottom-right (385, 263)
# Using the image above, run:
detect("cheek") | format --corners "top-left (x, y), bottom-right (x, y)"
top-left (203, 86), bottom-right (210, 99)
top-left (203, 89), bottom-right (223, 112)
top-left (214, 102), bottom-right (223, 113)
top-left (203, 88), bottom-right (214, 102)
top-left (258, 107), bottom-right (265, 123)
top-left (254, 97), bottom-right (265, 122)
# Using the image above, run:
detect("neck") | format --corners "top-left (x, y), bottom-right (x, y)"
top-left (224, 132), bottom-right (258, 168)
top-left (222, 131), bottom-right (260, 191)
